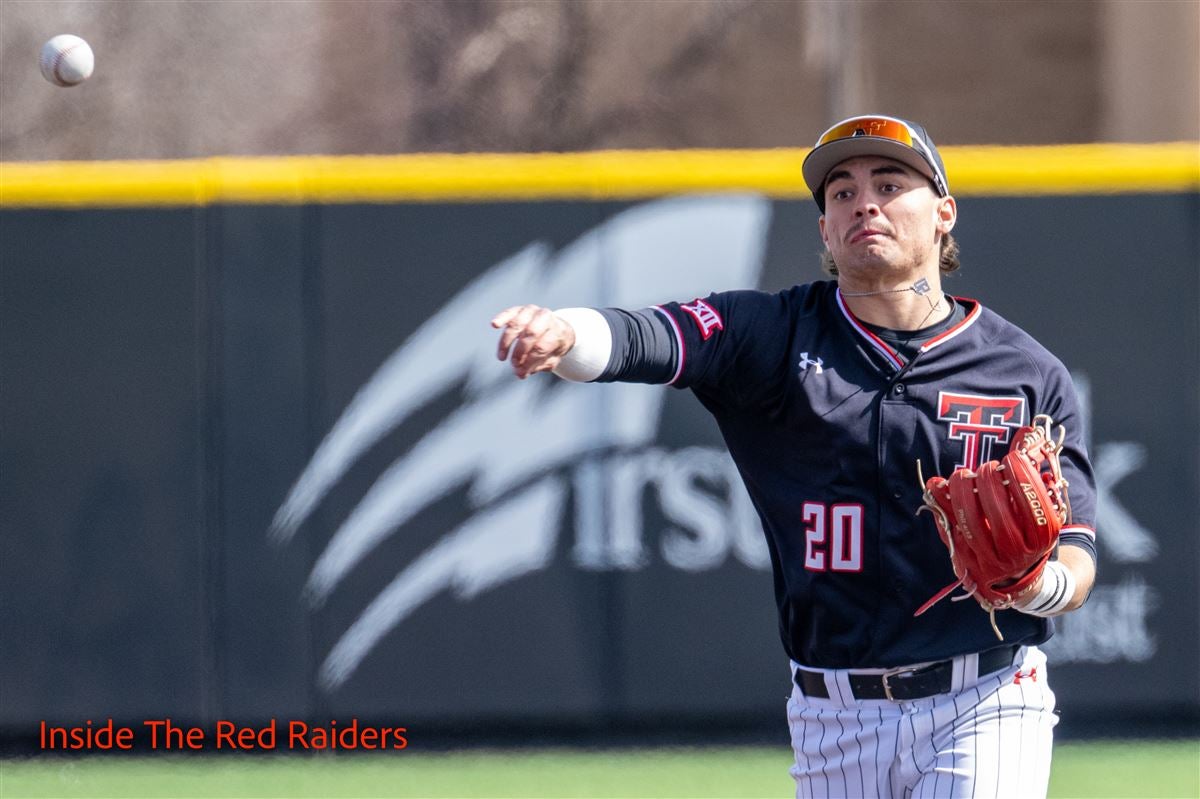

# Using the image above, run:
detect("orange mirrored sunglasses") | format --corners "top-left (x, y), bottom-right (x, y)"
top-left (816, 117), bottom-right (917, 148)
top-left (814, 115), bottom-right (947, 197)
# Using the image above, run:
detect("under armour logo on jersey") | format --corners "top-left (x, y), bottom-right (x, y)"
top-left (1013, 667), bottom-right (1038, 684)
top-left (798, 353), bottom-right (824, 374)
top-left (679, 298), bottom-right (724, 340)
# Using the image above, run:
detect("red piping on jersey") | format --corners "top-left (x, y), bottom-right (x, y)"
top-left (653, 305), bottom-right (686, 385)
top-left (1061, 524), bottom-right (1096, 540)
top-left (919, 296), bottom-right (982, 352)
top-left (835, 289), bottom-right (905, 370)
top-left (835, 289), bottom-right (984, 365)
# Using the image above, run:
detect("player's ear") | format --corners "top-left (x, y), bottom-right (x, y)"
top-left (936, 195), bottom-right (957, 235)
top-left (818, 214), bottom-right (828, 246)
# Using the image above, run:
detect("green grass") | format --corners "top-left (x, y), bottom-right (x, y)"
top-left (1048, 740), bottom-right (1198, 799)
top-left (0, 740), bottom-right (1195, 798)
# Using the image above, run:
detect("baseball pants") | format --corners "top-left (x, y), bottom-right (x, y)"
top-left (787, 645), bottom-right (1056, 799)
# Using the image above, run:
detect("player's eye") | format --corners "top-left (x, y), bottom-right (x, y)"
top-left (831, 188), bottom-right (853, 201)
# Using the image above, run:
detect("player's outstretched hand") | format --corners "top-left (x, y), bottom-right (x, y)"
top-left (492, 304), bottom-right (577, 379)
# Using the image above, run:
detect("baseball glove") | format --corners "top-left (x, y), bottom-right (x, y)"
top-left (914, 414), bottom-right (1072, 639)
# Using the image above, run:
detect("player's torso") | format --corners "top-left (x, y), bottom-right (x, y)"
top-left (700, 283), bottom-right (1051, 667)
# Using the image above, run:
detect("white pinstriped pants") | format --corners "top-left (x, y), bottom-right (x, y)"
top-left (787, 646), bottom-right (1057, 799)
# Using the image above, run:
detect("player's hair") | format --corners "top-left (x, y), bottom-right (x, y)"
top-left (821, 232), bottom-right (960, 275)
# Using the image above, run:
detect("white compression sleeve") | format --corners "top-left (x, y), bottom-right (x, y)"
top-left (550, 307), bottom-right (613, 382)
top-left (1014, 560), bottom-right (1077, 617)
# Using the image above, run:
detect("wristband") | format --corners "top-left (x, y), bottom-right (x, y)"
top-left (1015, 560), bottom-right (1076, 617)
top-left (550, 307), bottom-right (612, 382)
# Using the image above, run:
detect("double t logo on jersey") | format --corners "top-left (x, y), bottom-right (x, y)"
top-left (936, 392), bottom-right (1027, 470)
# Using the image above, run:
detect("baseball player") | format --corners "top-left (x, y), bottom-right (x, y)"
top-left (492, 114), bottom-right (1097, 798)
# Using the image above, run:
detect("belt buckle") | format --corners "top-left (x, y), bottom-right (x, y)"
top-left (881, 666), bottom-right (919, 701)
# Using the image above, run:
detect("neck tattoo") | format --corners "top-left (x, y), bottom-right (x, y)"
top-left (839, 276), bottom-right (934, 298)
top-left (840, 275), bottom-right (940, 331)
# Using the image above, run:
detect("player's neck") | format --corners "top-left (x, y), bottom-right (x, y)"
top-left (838, 275), bottom-right (951, 331)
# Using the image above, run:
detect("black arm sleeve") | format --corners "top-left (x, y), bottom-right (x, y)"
top-left (1058, 532), bottom-right (1098, 566)
top-left (592, 307), bottom-right (679, 384)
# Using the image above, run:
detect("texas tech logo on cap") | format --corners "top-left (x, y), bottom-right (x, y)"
top-left (680, 298), bottom-right (724, 340)
top-left (937, 391), bottom-right (1027, 470)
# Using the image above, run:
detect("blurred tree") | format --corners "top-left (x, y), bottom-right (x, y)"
top-left (0, 0), bottom-right (1194, 161)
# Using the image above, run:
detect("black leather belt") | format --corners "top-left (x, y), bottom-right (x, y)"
top-left (794, 646), bottom-right (1019, 701)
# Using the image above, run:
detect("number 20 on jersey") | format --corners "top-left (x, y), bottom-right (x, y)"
top-left (802, 502), bottom-right (864, 572)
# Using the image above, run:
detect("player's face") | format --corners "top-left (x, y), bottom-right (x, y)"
top-left (818, 156), bottom-right (956, 278)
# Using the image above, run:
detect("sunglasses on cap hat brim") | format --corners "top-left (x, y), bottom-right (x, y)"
top-left (802, 115), bottom-right (950, 211)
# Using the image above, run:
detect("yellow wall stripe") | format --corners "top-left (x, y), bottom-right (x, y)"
top-left (1, 143), bottom-right (1196, 208)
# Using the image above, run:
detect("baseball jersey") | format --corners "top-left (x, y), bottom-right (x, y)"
top-left (596, 280), bottom-right (1096, 669)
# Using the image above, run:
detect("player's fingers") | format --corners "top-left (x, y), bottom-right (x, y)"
top-left (518, 307), bottom-right (555, 341)
top-left (521, 347), bottom-right (565, 378)
top-left (516, 321), bottom-right (557, 364)
top-left (490, 306), bottom-right (523, 329)
top-left (528, 355), bottom-right (561, 375)
top-left (512, 313), bottom-right (561, 369)
top-left (493, 307), bottom-right (524, 360)
top-left (497, 329), bottom-right (519, 362)
top-left (492, 304), bottom-right (543, 329)
top-left (511, 338), bottom-right (549, 373)
top-left (496, 305), bottom-right (542, 361)
top-left (512, 311), bottom-right (556, 363)
top-left (512, 349), bottom-right (558, 379)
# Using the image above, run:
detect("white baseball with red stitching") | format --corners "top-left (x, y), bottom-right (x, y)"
top-left (39, 34), bottom-right (94, 87)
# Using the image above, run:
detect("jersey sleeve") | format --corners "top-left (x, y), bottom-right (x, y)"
top-left (1038, 360), bottom-right (1098, 562)
top-left (652, 290), bottom-right (793, 409)
top-left (590, 307), bottom-right (679, 385)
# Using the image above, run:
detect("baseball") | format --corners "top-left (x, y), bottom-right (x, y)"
top-left (39, 34), bottom-right (94, 87)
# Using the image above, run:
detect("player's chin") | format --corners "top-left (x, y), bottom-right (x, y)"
top-left (834, 251), bottom-right (897, 275)
top-left (850, 237), bottom-right (898, 256)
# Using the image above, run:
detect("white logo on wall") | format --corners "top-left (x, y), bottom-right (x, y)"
top-left (270, 197), bottom-right (773, 690)
top-left (1044, 373), bottom-right (1158, 664)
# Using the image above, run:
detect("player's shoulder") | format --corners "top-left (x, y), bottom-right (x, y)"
top-left (971, 301), bottom-right (1072, 377)
top-left (660, 280), bottom-right (834, 345)
top-left (785, 279), bottom-right (838, 315)
top-left (707, 279), bottom-right (833, 318)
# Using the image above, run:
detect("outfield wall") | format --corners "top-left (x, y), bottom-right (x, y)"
top-left (1, 146), bottom-right (1197, 743)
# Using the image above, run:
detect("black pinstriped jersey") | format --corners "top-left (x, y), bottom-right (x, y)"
top-left (598, 280), bottom-right (1097, 669)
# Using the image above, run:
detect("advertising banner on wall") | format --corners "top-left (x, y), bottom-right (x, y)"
top-left (1, 149), bottom-right (1196, 741)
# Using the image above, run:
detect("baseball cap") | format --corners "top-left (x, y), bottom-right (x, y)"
top-left (802, 115), bottom-right (950, 211)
